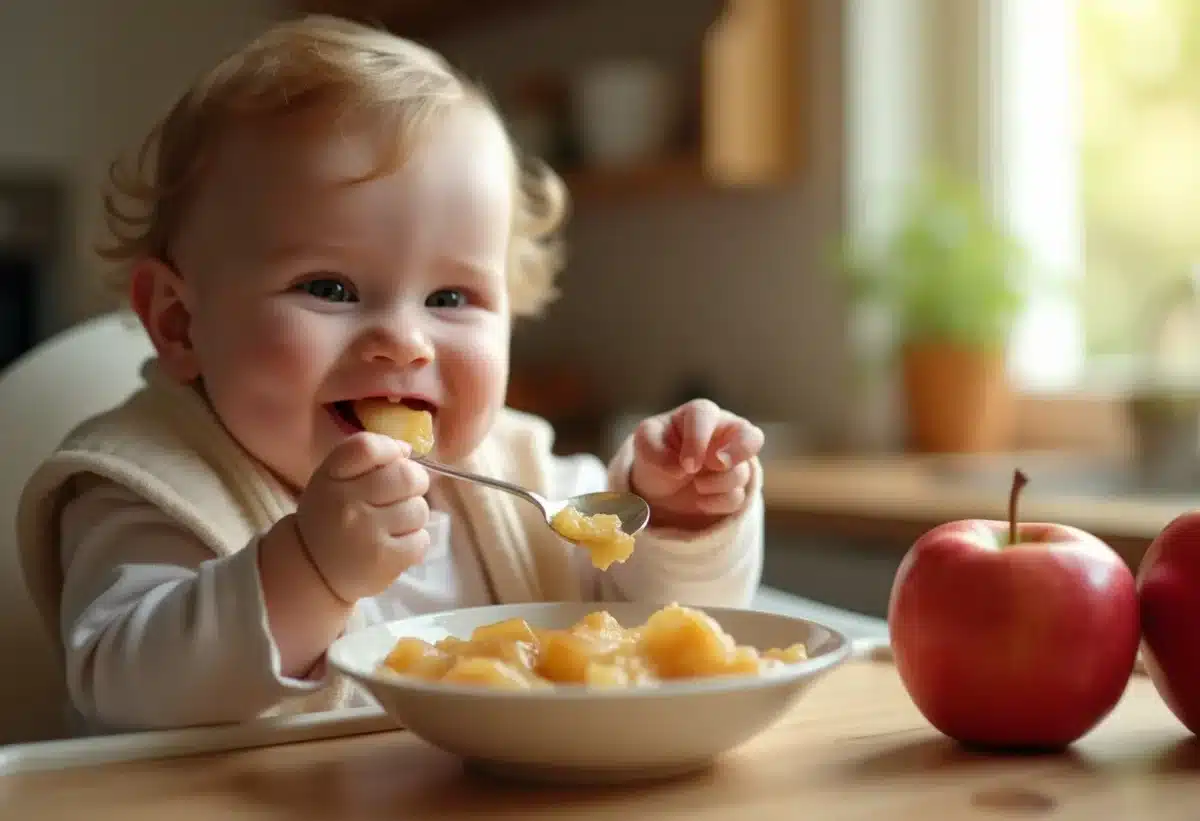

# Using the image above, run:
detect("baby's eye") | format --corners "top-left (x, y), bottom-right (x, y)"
top-left (426, 289), bottom-right (467, 309)
top-left (294, 277), bottom-right (358, 303)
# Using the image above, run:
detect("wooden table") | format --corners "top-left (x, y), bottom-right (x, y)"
top-left (3, 656), bottom-right (1197, 820)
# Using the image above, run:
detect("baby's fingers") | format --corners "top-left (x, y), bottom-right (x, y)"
top-left (695, 488), bottom-right (748, 517)
top-left (324, 433), bottom-right (410, 481)
top-left (691, 461), bottom-right (752, 495)
top-left (380, 496), bottom-right (430, 537)
top-left (345, 456), bottom-right (429, 506)
top-left (634, 415), bottom-right (681, 472)
top-left (677, 400), bottom-right (721, 474)
top-left (381, 527), bottom-right (432, 576)
top-left (703, 421), bottom-right (765, 471)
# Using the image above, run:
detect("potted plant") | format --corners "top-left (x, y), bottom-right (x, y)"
top-left (834, 165), bottom-right (1029, 452)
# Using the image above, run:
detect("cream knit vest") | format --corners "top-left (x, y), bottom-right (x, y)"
top-left (17, 358), bottom-right (583, 720)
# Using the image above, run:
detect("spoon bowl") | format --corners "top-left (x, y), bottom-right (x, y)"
top-left (543, 491), bottom-right (651, 537)
top-left (414, 457), bottom-right (651, 538)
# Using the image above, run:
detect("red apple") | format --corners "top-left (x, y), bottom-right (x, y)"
top-left (1137, 512), bottom-right (1200, 735)
top-left (888, 470), bottom-right (1141, 750)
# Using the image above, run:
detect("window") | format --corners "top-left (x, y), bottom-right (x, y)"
top-left (844, 0), bottom-right (1199, 453)
top-left (991, 0), bottom-right (1200, 393)
top-left (1077, 0), bottom-right (1200, 359)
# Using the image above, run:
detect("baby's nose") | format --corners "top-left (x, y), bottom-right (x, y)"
top-left (361, 326), bottom-right (435, 366)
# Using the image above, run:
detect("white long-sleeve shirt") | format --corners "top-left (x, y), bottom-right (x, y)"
top-left (57, 451), bottom-right (763, 733)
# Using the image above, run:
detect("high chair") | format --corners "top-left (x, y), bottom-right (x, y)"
top-left (0, 311), bottom-right (153, 744)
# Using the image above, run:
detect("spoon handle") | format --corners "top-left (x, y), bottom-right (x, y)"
top-left (414, 457), bottom-right (550, 516)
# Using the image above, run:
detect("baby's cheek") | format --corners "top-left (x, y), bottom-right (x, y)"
top-left (453, 338), bottom-right (507, 405)
top-left (253, 323), bottom-right (324, 381)
top-left (249, 307), bottom-right (331, 368)
top-left (438, 335), bottom-right (509, 458)
top-left (218, 313), bottom-right (330, 413)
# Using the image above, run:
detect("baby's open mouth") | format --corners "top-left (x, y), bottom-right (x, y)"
top-left (330, 398), bottom-right (437, 433)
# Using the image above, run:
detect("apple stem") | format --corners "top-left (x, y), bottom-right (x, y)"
top-left (1009, 469), bottom-right (1028, 546)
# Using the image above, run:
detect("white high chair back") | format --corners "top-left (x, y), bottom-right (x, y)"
top-left (0, 312), bottom-right (154, 743)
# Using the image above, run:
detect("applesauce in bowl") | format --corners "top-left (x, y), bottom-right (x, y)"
top-left (327, 602), bottom-right (852, 783)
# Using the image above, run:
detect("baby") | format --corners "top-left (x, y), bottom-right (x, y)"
top-left (16, 15), bottom-right (766, 733)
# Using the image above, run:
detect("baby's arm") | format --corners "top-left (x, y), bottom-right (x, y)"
top-left (258, 515), bottom-right (353, 677)
top-left (548, 450), bottom-right (764, 607)
top-left (59, 479), bottom-right (347, 730)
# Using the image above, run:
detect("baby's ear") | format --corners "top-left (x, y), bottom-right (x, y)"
top-left (129, 256), bottom-right (199, 383)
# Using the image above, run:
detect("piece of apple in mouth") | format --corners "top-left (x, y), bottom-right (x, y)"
top-left (332, 397), bottom-right (437, 457)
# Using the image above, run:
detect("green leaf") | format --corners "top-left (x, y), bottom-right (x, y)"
top-left (829, 162), bottom-right (1030, 351)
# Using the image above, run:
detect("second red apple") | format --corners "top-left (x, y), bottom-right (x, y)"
top-left (1137, 511), bottom-right (1200, 735)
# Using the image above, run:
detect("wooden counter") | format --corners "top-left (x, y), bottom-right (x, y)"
top-left (3, 656), bottom-right (1196, 819)
top-left (762, 453), bottom-right (1198, 567)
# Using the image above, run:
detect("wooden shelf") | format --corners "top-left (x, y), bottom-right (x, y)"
top-left (296, 0), bottom-right (562, 39)
top-left (563, 155), bottom-right (710, 204)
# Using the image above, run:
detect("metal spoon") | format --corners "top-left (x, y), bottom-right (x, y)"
top-left (414, 456), bottom-right (651, 538)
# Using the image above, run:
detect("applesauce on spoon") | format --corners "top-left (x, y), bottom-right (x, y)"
top-left (353, 402), bottom-right (649, 570)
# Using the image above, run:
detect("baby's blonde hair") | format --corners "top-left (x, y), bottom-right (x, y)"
top-left (98, 14), bottom-right (568, 317)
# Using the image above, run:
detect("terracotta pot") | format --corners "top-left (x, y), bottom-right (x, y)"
top-left (901, 343), bottom-right (1013, 453)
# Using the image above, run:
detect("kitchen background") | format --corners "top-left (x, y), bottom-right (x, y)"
top-left (2, 0), bottom-right (1198, 621)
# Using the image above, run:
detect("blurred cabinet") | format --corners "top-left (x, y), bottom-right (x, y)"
top-left (703, 0), bottom-right (802, 187)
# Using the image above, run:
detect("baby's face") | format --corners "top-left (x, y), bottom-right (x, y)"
top-left (168, 103), bottom-right (516, 489)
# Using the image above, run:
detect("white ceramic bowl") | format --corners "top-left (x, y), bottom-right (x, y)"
top-left (328, 601), bottom-right (852, 783)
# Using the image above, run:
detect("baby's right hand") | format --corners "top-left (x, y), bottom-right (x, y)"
top-left (294, 432), bottom-right (431, 603)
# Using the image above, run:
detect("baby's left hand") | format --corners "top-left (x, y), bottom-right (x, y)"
top-left (629, 399), bottom-right (765, 531)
